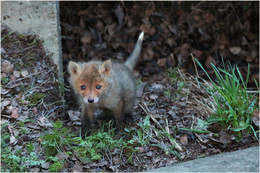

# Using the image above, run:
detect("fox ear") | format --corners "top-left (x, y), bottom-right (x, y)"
top-left (99, 59), bottom-right (112, 76)
top-left (68, 61), bottom-right (80, 75)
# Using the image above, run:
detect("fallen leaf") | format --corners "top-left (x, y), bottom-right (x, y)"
top-left (168, 110), bottom-right (178, 119)
top-left (107, 23), bottom-right (117, 35)
top-left (157, 58), bottom-right (167, 67)
top-left (151, 83), bottom-right (165, 90)
top-left (1, 100), bottom-right (11, 108)
top-left (1, 60), bottom-right (14, 73)
top-left (13, 70), bottom-right (20, 78)
top-left (21, 70), bottom-right (29, 77)
top-left (229, 46), bottom-right (241, 55)
top-left (11, 108), bottom-right (19, 119)
top-left (135, 147), bottom-right (144, 153)
top-left (150, 146), bottom-right (158, 151)
top-left (68, 110), bottom-right (80, 121)
top-left (30, 168), bottom-right (40, 172)
top-left (149, 94), bottom-right (158, 100)
top-left (112, 155), bottom-right (122, 165)
top-left (56, 152), bottom-right (69, 160)
top-left (205, 56), bottom-right (217, 69)
top-left (146, 151), bottom-right (154, 157)
top-left (10, 134), bottom-right (17, 144)
top-left (219, 131), bottom-right (232, 145)
top-left (153, 158), bottom-right (161, 164)
top-left (252, 110), bottom-right (259, 126)
top-left (73, 161), bottom-right (83, 172)
top-left (41, 162), bottom-right (50, 169)
top-left (204, 12), bottom-right (215, 23)
top-left (32, 107), bottom-right (37, 114)
top-left (180, 134), bottom-right (188, 145)
top-left (80, 31), bottom-right (92, 45)
top-left (38, 116), bottom-right (52, 128)
top-left (0, 119), bottom-right (9, 125)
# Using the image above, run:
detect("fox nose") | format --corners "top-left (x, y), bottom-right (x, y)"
top-left (88, 98), bottom-right (94, 103)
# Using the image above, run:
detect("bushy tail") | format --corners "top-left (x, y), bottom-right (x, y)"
top-left (125, 31), bottom-right (144, 70)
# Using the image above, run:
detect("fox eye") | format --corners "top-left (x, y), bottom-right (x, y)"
top-left (81, 85), bottom-right (86, 90)
top-left (96, 85), bottom-right (101, 90)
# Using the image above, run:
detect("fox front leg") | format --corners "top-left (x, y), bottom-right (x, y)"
top-left (80, 106), bottom-right (94, 138)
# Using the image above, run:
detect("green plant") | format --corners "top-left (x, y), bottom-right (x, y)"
top-left (1, 77), bottom-right (9, 85)
top-left (27, 92), bottom-right (47, 105)
top-left (165, 68), bottom-right (188, 99)
top-left (195, 58), bottom-right (259, 141)
top-left (72, 121), bottom-right (130, 163)
top-left (42, 120), bottom-right (71, 157)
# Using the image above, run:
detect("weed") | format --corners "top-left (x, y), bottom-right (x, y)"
top-left (27, 92), bottom-right (46, 105)
top-left (42, 120), bottom-right (71, 157)
top-left (195, 58), bottom-right (259, 141)
top-left (27, 39), bottom-right (38, 46)
top-left (1, 77), bottom-right (9, 85)
top-left (165, 68), bottom-right (189, 99)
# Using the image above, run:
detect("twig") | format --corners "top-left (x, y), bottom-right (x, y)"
top-left (230, 2), bottom-right (243, 30)
top-left (191, 53), bottom-right (199, 78)
top-left (139, 102), bottom-right (183, 152)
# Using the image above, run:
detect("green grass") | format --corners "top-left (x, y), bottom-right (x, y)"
top-left (195, 59), bottom-right (259, 141)
top-left (164, 68), bottom-right (188, 99)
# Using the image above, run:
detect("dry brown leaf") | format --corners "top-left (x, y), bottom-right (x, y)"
top-left (11, 108), bottom-right (19, 119)
top-left (205, 56), bottom-right (217, 69)
top-left (157, 58), bottom-right (167, 67)
top-left (150, 146), bottom-right (158, 151)
top-left (229, 46), bottom-right (241, 55)
top-left (139, 23), bottom-right (156, 36)
top-left (1, 60), bottom-right (14, 73)
top-left (135, 147), bottom-right (144, 153)
top-left (73, 161), bottom-right (83, 172)
top-left (80, 31), bottom-right (92, 45)
top-left (204, 12), bottom-right (215, 23)
top-left (107, 23), bottom-right (117, 36)
top-left (219, 131), bottom-right (232, 145)
top-left (143, 47), bottom-right (154, 61)
top-left (252, 110), bottom-right (259, 127)
top-left (180, 134), bottom-right (188, 145)
top-left (32, 107), bottom-right (38, 114)
top-left (38, 116), bottom-right (52, 128)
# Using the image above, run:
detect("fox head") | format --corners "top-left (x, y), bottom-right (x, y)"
top-left (68, 60), bottom-right (112, 104)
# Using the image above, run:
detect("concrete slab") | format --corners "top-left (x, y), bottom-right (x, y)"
top-left (146, 146), bottom-right (259, 172)
top-left (1, 1), bottom-right (62, 72)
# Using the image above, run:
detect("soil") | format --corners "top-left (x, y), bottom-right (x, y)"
top-left (1, 1), bottom-right (259, 172)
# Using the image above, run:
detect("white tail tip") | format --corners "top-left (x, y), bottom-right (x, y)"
top-left (138, 31), bottom-right (144, 42)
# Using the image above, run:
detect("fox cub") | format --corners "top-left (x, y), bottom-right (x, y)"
top-left (68, 32), bottom-right (144, 137)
